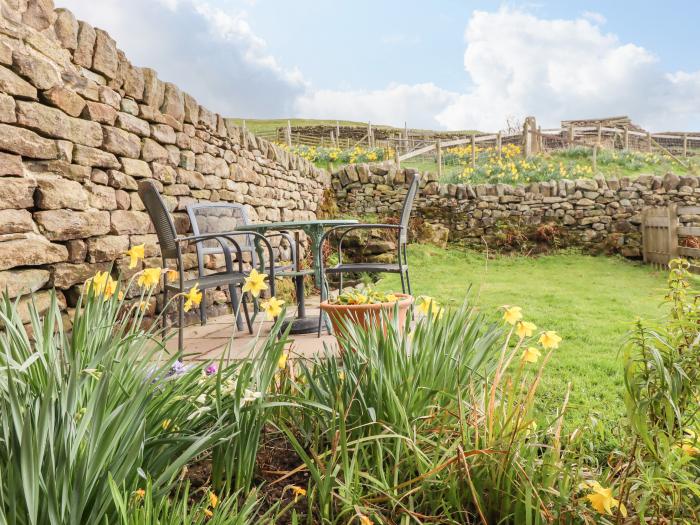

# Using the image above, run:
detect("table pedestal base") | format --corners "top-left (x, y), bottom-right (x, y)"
top-left (281, 315), bottom-right (325, 335)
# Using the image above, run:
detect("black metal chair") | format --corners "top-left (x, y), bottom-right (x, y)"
top-left (138, 180), bottom-right (275, 353)
top-left (317, 172), bottom-right (421, 334)
top-left (186, 202), bottom-right (297, 330)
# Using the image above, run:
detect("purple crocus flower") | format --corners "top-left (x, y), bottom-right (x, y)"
top-left (205, 364), bottom-right (218, 376)
top-left (167, 360), bottom-right (187, 377)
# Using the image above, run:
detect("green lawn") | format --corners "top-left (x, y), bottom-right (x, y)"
top-left (376, 245), bottom-right (669, 436)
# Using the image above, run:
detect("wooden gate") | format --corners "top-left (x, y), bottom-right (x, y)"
top-left (641, 204), bottom-right (700, 268)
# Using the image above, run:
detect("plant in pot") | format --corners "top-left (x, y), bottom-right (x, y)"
top-left (320, 286), bottom-right (413, 338)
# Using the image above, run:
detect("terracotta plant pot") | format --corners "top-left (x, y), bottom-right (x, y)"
top-left (320, 293), bottom-right (413, 339)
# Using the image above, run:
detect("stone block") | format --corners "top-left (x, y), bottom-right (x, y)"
top-left (66, 239), bottom-right (87, 262)
top-left (160, 82), bottom-right (184, 122)
top-left (36, 178), bottom-right (89, 210)
top-left (141, 137), bottom-right (169, 163)
top-left (121, 157), bottom-right (151, 178)
top-left (0, 177), bottom-right (36, 208)
top-left (0, 268), bottom-right (49, 298)
top-left (0, 123), bottom-right (57, 159)
top-left (22, 0), bottom-right (57, 31)
top-left (73, 144), bottom-right (120, 168)
top-left (35, 210), bottom-right (111, 240)
top-left (102, 126), bottom-right (140, 158)
top-left (12, 48), bottom-right (61, 90)
top-left (41, 86), bottom-right (86, 117)
top-left (82, 100), bottom-right (117, 125)
top-left (0, 93), bottom-right (15, 123)
top-left (16, 101), bottom-right (103, 148)
top-left (116, 112), bottom-right (150, 137)
top-left (0, 209), bottom-right (35, 234)
top-left (151, 123), bottom-right (176, 144)
top-left (92, 29), bottom-right (118, 79)
top-left (177, 168), bottom-right (205, 189)
top-left (107, 170), bottom-right (138, 190)
top-left (74, 21), bottom-right (96, 68)
top-left (0, 233), bottom-right (68, 270)
top-left (86, 235), bottom-right (129, 262)
top-left (86, 183), bottom-right (117, 210)
top-left (142, 68), bottom-right (164, 108)
top-left (123, 64), bottom-right (145, 101)
top-left (110, 210), bottom-right (151, 234)
top-left (0, 152), bottom-right (22, 176)
top-left (0, 64), bottom-right (38, 99)
top-left (51, 262), bottom-right (111, 289)
top-left (54, 8), bottom-right (79, 50)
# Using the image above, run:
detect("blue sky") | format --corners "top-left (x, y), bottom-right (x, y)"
top-left (56, 0), bottom-right (700, 131)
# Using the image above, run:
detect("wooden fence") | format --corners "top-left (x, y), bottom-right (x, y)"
top-left (641, 204), bottom-right (700, 269)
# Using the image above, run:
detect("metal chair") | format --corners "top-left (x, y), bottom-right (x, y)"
top-left (186, 202), bottom-right (296, 330)
top-left (137, 180), bottom-right (275, 353)
top-left (317, 173), bottom-right (421, 334)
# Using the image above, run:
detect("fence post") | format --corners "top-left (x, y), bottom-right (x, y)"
top-left (436, 138), bottom-right (442, 178)
top-left (242, 120), bottom-right (248, 150)
top-left (471, 135), bottom-right (476, 168)
top-left (523, 120), bottom-right (531, 157)
top-left (683, 133), bottom-right (688, 158)
top-left (568, 125), bottom-right (575, 148)
top-left (336, 121), bottom-right (340, 143)
top-left (497, 131), bottom-right (502, 159)
top-left (647, 132), bottom-right (652, 152)
top-left (367, 121), bottom-right (372, 147)
top-left (623, 128), bottom-right (629, 150)
top-left (641, 208), bottom-right (648, 263)
top-left (592, 144), bottom-right (597, 173)
top-left (286, 120), bottom-right (292, 147)
top-left (596, 123), bottom-right (602, 146)
top-left (668, 204), bottom-right (679, 262)
top-left (395, 147), bottom-right (401, 169)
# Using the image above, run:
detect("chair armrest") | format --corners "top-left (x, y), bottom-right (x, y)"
top-left (261, 231), bottom-right (297, 268)
top-left (176, 232), bottom-right (276, 293)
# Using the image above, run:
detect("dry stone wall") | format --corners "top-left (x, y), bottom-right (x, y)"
top-left (0, 0), bottom-right (329, 322)
top-left (333, 162), bottom-right (700, 256)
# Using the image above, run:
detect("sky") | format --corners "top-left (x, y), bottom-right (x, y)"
top-left (55, 0), bottom-right (700, 132)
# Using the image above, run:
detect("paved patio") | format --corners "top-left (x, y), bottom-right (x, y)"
top-left (167, 295), bottom-right (338, 362)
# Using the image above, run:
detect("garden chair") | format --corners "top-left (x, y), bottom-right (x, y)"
top-left (186, 202), bottom-right (297, 330)
top-left (137, 180), bottom-right (275, 353)
top-left (317, 173), bottom-right (421, 334)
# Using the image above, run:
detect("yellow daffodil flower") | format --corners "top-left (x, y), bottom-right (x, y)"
top-left (86, 271), bottom-right (118, 301)
top-left (502, 306), bottom-right (523, 325)
top-left (203, 509), bottom-right (213, 518)
top-left (539, 331), bottom-right (562, 349)
top-left (242, 268), bottom-right (268, 297)
top-left (162, 419), bottom-right (171, 430)
top-left (208, 492), bottom-right (219, 509)
top-left (261, 296), bottom-right (284, 320)
top-left (137, 267), bottom-right (162, 289)
top-left (418, 296), bottom-right (440, 316)
top-left (166, 269), bottom-right (178, 283)
top-left (278, 351), bottom-right (288, 370)
top-left (134, 489), bottom-right (145, 501)
top-left (290, 485), bottom-right (307, 503)
top-left (359, 514), bottom-right (373, 525)
top-left (516, 321), bottom-right (536, 338)
top-left (521, 347), bottom-right (542, 364)
top-left (183, 284), bottom-right (202, 312)
top-left (585, 482), bottom-right (626, 517)
top-left (126, 244), bottom-right (145, 269)
top-left (680, 443), bottom-right (700, 456)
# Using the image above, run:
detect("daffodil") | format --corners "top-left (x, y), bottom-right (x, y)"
top-left (359, 514), bottom-right (373, 525)
top-left (133, 489), bottom-right (146, 501)
top-left (521, 346), bottom-right (541, 364)
top-left (502, 306), bottom-right (523, 325)
top-left (86, 271), bottom-right (118, 301)
top-left (126, 244), bottom-right (145, 269)
top-left (516, 320), bottom-right (536, 338)
top-left (162, 419), bottom-right (171, 431)
top-left (166, 269), bottom-right (178, 283)
top-left (585, 481), bottom-right (626, 517)
top-left (261, 296), bottom-right (284, 320)
top-left (418, 296), bottom-right (440, 316)
top-left (539, 331), bottom-right (562, 349)
top-left (208, 492), bottom-right (219, 508)
top-left (680, 443), bottom-right (700, 456)
top-left (290, 485), bottom-right (306, 503)
top-left (183, 284), bottom-right (202, 312)
top-left (137, 267), bottom-right (162, 288)
top-left (203, 509), bottom-right (213, 518)
top-left (242, 268), bottom-right (268, 297)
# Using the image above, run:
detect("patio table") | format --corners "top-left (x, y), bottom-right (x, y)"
top-left (236, 219), bottom-right (357, 334)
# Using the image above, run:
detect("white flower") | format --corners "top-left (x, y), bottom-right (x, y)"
top-left (240, 389), bottom-right (262, 407)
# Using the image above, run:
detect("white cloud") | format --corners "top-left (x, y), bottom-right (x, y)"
top-left (294, 83), bottom-right (458, 129)
top-left (435, 8), bottom-right (700, 131)
top-left (55, 0), bottom-right (306, 117)
top-left (53, 2), bottom-right (700, 131)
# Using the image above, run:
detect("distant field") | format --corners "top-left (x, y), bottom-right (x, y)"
top-left (225, 118), bottom-right (390, 135)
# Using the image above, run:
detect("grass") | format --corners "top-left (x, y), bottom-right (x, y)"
top-left (225, 118), bottom-right (389, 135)
top-left (376, 244), bottom-right (669, 436)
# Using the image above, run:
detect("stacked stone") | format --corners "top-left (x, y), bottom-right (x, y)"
top-left (333, 162), bottom-right (700, 257)
top-left (0, 0), bottom-right (329, 323)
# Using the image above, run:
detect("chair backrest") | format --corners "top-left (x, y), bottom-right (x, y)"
top-left (186, 203), bottom-right (254, 256)
top-left (399, 172), bottom-right (421, 243)
top-left (137, 180), bottom-right (179, 259)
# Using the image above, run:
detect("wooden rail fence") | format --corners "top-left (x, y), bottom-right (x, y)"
top-left (641, 204), bottom-right (700, 269)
